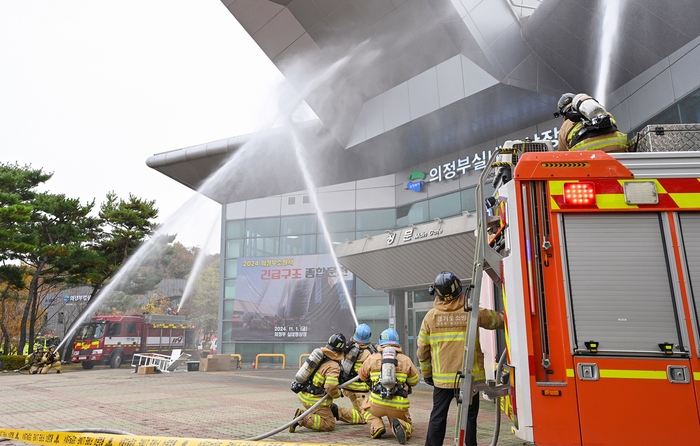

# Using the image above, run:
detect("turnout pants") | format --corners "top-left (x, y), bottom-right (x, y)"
top-left (298, 403), bottom-right (335, 432)
top-left (364, 402), bottom-right (412, 441)
top-left (338, 390), bottom-right (367, 424)
top-left (41, 360), bottom-right (61, 374)
top-left (425, 387), bottom-right (479, 446)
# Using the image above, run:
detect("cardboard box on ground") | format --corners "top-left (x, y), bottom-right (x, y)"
top-left (137, 365), bottom-right (155, 374)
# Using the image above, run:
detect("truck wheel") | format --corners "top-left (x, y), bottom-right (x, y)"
top-left (109, 353), bottom-right (123, 369)
top-left (82, 361), bottom-right (95, 370)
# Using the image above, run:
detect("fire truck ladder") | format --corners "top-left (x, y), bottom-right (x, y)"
top-left (454, 144), bottom-right (513, 445)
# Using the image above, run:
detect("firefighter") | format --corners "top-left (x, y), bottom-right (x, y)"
top-left (289, 333), bottom-right (346, 432)
top-left (418, 271), bottom-right (503, 446)
top-left (40, 345), bottom-right (62, 374)
top-left (555, 92), bottom-right (628, 153)
top-left (25, 345), bottom-right (45, 374)
top-left (358, 328), bottom-right (419, 444)
top-left (335, 323), bottom-right (377, 424)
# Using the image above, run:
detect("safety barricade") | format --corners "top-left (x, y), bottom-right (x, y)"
top-left (254, 353), bottom-right (286, 369)
top-left (299, 353), bottom-right (310, 368)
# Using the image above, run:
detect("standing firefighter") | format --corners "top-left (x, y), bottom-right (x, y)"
top-left (24, 345), bottom-right (45, 374)
top-left (418, 271), bottom-right (503, 446)
top-left (289, 333), bottom-right (346, 432)
top-left (555, 92), bottom-right (628, 153)
top-left (336, 323), bottom-right (377, 424)
top-left (41, 345), bottom-right (62, 374)
top-left (358, 328), bottom-right (419, 444)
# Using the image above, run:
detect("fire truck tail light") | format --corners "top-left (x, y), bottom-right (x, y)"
top-left (563, 182), bottom-right (596, 205)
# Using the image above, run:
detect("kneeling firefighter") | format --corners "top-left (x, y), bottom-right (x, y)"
top-left (41, 345), bottom-right (62, 374)
top-left (358, 328), bottom-right (419, 444)
top-left (555, 92), bottom-right (628, 153)
top-left (25, 345), bottom-right (45, 374)
top-left (289, 333), bottom-right (346, 432)
top-left (336, 323), bottom-right (377, 424)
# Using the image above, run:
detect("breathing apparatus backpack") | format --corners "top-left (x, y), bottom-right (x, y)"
top-left (372, 346), bottom-right (407, 399)
top-left (291, 348), bottom-right (327, 395)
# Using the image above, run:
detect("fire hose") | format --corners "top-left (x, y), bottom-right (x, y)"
top-left (245, 375), bottom-right (361, 441)
top-left (489, 349), bottom-right (508, 446)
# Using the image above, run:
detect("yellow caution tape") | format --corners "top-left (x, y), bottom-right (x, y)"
top-left (0, 429), bottom-right (365, 446)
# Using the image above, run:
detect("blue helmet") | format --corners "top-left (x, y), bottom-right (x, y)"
top-left (353, 324), bottom-right (372, 343)
top-left (379, 328), bottom-right (399, 346)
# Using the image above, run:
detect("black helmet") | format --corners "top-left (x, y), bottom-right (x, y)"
top-left (326, 333), bottom-right (346, 352)
top-left (431, 271), bottom-right (463, 302)
top-left (555, 93), bottom-right (575, 118)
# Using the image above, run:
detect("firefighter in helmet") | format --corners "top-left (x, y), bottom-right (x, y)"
top-left (40, 345), bottom-right (62, 374)
top-left (418, 271), bottom-right (504, 446)
top-left (336, 323), bottom-right (377, 424)
top-left (358, 328), bottom-right (419, 444)
top-left (25, 345), bottom-right (45, 374)
top-left (289, 333), bottom-right (346, 432)
top-left (555, 92), bottom-right (628, 153)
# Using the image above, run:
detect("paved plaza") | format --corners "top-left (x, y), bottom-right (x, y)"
top-left (1, 364), bottom-right (532, 446)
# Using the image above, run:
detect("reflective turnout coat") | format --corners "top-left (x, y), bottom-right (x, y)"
top-left (417, 294), bottom-right (503, 388)
top-left (297, 347), bottom-right (342, 408)
top-left (358, 345), bottom-right (419, 410)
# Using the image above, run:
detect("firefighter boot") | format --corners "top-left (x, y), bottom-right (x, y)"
top-left (392, 418), bottom-right (406, 445)
top-left (331, 404), bottom-right (339, 420)
top-left (371, 426), bottom-right (386, 439)
top-left (56, 370), bottom-right (61, 374)
top-left (289, 409), bottom-right (303, 433)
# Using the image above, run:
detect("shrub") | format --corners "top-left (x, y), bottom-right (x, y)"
top-left (0, 355), bottom-right (29, 371)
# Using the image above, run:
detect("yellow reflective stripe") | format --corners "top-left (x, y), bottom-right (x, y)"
top-left (694, 372), bottom-right (700, 381)
top-left (670, 193), bottom-right (700, 208)
top-left (599, 369), bottom-right (667, 379)
top-left (312, 371), bottom-right (326, 386)
top-left (428, 332), bottom-right (466, 343)
top-left (313, 414), bottom-right (321, 430)
top-left (566, 368), bottom-right (575, 378)
top-left (325, 376), bottom-right (339, 385)
top-left (418, 331), bottom-right (429, 343)
top-left (369, 393), bottom-right (410, 409)
top-left (345, 381), bottom-right (370, 391)
top-left (596, 193), bottom-right (634, 209)
top-left (406, 374), bottom-right (419, 386)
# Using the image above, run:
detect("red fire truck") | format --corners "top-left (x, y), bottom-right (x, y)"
top-left (70, 314), bottom-right (196, 369)
top-left (458, 126), bottom-right (700, 445)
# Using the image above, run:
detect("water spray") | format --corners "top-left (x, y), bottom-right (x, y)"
top-left (594, 0), bottom-right (626, 105)
top-left (178, 216), bottom-right (220, 313)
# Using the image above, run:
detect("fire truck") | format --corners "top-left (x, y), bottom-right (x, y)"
top-left (458, 125), bottom-right (700, 445)
top-left (70, 314), bottom-right (196, 370)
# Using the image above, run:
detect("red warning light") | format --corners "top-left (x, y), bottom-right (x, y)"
top-left (563, 182), bottom-right (596, 205)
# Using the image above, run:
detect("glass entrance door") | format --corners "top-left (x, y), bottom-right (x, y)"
top-left (406, 289), bottom-right (434, 365)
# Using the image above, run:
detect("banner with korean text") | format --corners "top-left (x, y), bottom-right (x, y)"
top-left (233, 254), bottom-right (355, 342)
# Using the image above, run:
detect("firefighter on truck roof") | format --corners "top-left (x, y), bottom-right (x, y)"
top-left (418, 271), bottom-right (504, 446)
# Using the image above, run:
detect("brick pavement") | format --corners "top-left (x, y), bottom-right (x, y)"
top-left (0, 365), bottom-right (533, 446)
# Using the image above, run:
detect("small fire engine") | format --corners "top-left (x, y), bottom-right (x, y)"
top-left (70, 314), bottom-right (196, 369)
top-left (458, 125), bottom-right (700, 445)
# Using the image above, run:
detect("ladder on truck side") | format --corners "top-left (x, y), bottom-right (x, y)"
top-left (455, 140), bottom-right (552, 446)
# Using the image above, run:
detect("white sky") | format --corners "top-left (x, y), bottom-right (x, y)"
top-left (0, 1), bottom-right (283, 253)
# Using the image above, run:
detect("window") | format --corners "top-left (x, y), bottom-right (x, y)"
top-left (107, 323), bottom-right (121, 337)
top-left (245, 237), bottom-right (279, 257)
top-left (324, 212), bottom-right (356, 232)
top-left (356, 209), bottom-right (395, 231)
top-left (317, 232), bottom-right (355, 254)
top-left (58, 312), bottom-right (64, 324)
top-left (246, 217), bottom-right (280, 238)
top-left (126, 323), bottom-right (137, 335)
top-left (225, 280), bottom-right (236, 299)
top-left (429, 192), bottom-right (461, 219)
top-left (281, 214), bottom-right (317, 234)
top-left (226, 220), bottom-right (245, 239)
top-left (280, 234), bottom-right (316, 255)
top-left (225, 260), bottom-right (238, 279)
top-left (397, 201), bottom-right (429, 227)
top-left (226, 239), bottom-right (244, 259)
